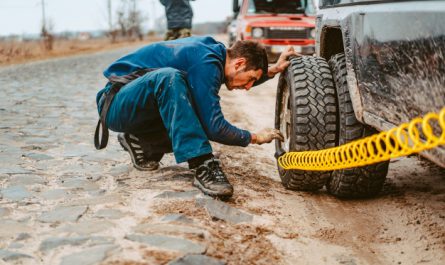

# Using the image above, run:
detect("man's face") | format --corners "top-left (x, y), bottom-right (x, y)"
top-left (225, 58), bottom-right (263, 91)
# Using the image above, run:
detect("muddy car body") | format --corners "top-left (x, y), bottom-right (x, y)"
top-left (275, 0), bottom-right (445, 198)
top-left (232, 0), bottom-right (317, 62)
top-left (317, 0), bottom-right (445, 167)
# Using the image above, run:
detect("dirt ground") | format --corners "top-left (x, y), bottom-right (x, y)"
top-left (212, 78), bottom-right (445, 264)
top-left (0, 37), bottom-right (444, 265)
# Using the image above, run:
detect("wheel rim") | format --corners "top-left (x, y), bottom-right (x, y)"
top-left (279, 83), bottom-right (291, 152)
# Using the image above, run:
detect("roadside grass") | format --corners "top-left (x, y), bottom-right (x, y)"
top-left (0, 37), bottom-right (162, 66)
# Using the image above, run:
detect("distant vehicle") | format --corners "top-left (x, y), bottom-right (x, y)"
top-left (227, 19), bottom-right (237, 47)
top-left (275, 0), bottom-right (445, 198)
top-left (232, 0), bottom-right (316, 62)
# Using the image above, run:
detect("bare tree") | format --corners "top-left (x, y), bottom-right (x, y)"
top-left (40, 0), bottom-right (53, 51)
top-left (116, 0), bottom-right (146, 41)
top-left (107, 0), bottom-right (118, 43)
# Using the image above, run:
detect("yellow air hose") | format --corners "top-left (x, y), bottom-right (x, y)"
top-left (278, 107), bottom-right (445, 171)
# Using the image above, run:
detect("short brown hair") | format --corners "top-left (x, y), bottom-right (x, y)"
top-left (227, 40), bottom-right (268, 77)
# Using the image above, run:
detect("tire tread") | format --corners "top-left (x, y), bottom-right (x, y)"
top-left (327, 53), bottom-right (389, 198)
top-left (278, 56), bottom-right (337, 191)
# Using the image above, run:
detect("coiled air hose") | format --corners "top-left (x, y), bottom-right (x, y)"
top-left (278, 107), bottom-right (445, 171)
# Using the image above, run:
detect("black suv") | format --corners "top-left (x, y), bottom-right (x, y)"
top-left (275, 0), bottom-right (445, 198)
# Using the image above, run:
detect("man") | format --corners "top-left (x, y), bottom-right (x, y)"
top-left (96, 36), bottom-right (295, 198)
top-left (160, 0), bottom-right (194, 40)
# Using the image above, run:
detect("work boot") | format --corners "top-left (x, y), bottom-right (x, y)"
top-left (117, 133), bottom-right (159, 171)
top-left (164, 28), bottom-right (191, 40)
top-left (193, 158), bottom-right (233, 198)
top-left (177, 28), bottom-right (191, 39)
top-left (164, 29), bottom-right (178, 41)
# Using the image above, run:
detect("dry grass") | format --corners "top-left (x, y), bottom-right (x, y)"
top-left (0, 37), bottom-right (162, 66)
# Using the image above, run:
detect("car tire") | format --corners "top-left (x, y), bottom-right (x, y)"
top-left (275, 56), bottom-right (337, 191)
top-left (327, 53), bottom-right (390, 198)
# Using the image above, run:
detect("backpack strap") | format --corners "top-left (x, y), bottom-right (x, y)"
top-left (94, 68), bottom-right (159, 150)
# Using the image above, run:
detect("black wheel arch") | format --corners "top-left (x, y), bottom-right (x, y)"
top-left (319, 26), bottom-right (344, 61)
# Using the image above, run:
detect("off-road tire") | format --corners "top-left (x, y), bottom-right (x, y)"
top-left (328, 53), bottom-right (389, 198)
top-left (275, 56), bottom-right (337, 191)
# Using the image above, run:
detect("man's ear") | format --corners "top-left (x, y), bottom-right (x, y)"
top-left (234, 57), bottom-right (247, 71)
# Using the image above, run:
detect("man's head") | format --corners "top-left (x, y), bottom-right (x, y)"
top-left (225, 40), bottom-right (268, 91)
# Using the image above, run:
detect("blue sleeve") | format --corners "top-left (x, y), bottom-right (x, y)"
top-left (186, 59), bottom-right (251, 147)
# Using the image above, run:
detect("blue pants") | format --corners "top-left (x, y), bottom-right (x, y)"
top-left (105, 68), bottom-right (212, 163)
top-left (160, 0), bottom-right (193, 29)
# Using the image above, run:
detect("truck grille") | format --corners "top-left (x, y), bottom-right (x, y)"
top-left (265, 29), bottom-right (308, 39)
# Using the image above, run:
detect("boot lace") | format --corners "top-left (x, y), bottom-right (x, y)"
top-left (207, 160), bottom-right (228, 183)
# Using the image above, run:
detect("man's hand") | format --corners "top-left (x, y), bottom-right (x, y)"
top-left (251, 128), bottom-right (284, 145)
top-left (268, 46), bottom-right (301, 78)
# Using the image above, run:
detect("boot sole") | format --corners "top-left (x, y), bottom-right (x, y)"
top-left (118, 134), bottom-right (159, 171)
top-left (193, 178), bottom-right (233, 199)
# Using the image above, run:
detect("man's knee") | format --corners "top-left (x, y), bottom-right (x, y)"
top-left (156, 67), bottom-right (185, 81)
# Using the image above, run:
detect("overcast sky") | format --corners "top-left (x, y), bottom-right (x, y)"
top-left (0, 0), bottom-right (233, 36)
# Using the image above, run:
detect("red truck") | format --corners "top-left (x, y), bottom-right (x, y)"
top-left (231, 0), bottom-right (316, 62)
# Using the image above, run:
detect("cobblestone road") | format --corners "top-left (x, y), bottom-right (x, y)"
top-left (0, 47), bottom-right (226, 265)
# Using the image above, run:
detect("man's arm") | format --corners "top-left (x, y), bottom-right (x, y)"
top-left (253, 46), bottom-right (301, 86)
top-left (267, 46), bottom-right (301, 78)
top-left (250, 128), bottom-right (284, 145)
top-left (187, 59), bottom-right (251, 147)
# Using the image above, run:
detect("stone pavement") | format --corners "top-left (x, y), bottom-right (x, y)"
top-left (0, 48), bottom-right (249, 264)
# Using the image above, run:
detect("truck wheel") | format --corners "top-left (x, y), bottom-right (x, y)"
top-left (275, 56), bottom-right (337, 191)
top-left (327, 53), bottom-right (390, 198)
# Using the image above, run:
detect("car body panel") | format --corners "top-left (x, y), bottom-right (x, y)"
top-left (316, 0), bottom-right (445, 167)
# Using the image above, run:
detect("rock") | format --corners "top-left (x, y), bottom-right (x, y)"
top-left (335, 254), bottom-right (357, 265)
top-left (0, 186), bottom-right (32, 201)
top-left (38, 206), bottom-right (88, 223)
top-left (161, 214), bottom-right (194, 224)
top-left (0, 249), bottom-right (33, 261)
top-left (39, 236), bottom-right (114, 251)
top-left (55, 220), bottom-right (115, 235)
top-left (134, 223), bottom-right (206, 238)
top-left (0, 220), bottom-right (31, 238)
top-left (64, 194), bottom-right (121, 206)
top-left (0, 166), bottom-right (32, 175)
top-left (8, 242), bottom-right (24, 249)
top-left (23, 153), bottom-right (54, 161)
top-left (59, 244), bottom-right (118, 265)
top-left (155, 190), bottom-right (200, 199)
top-left (168, 254), bottom-right (226, 265)
top-left (62, 146), bottom-right (91, 158)
top-left (107, 165), bottom-right (130, 176)
top-left (25, 137), bottom-right (56, 145)
top-left (125, 234), bottom-right (206, 254)
top-left (9, 174), bottom-right (46, 186)
top-left (94, 209), bottom-right (125, 219)
top-left (39, 189), bottom-right (68, 200)
top-left (60, 178), bottom-right (100, 191)
top-left (15, 233), bottom-right (31, 241)
top-left (0, 207), bottom-right (11, 218)
top-left (195, 197), bottom-right (253, 224)
top-left (88, 189), bottom-right (106, 196)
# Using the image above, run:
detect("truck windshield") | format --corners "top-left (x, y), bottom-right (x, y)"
top-left (247, 0), bottom-right (309, 15)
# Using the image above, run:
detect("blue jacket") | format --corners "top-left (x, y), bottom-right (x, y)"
top-left (98, 36), bottom-right (264, 147)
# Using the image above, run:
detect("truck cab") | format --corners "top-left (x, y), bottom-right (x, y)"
top-left (232, 0), bottom-right (316, 62)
